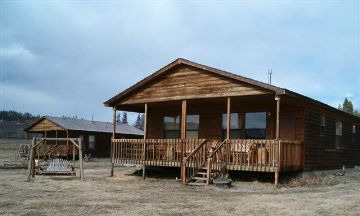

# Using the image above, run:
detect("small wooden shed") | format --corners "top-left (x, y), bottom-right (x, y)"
top-left (24, 116), bottom-right (144, 157)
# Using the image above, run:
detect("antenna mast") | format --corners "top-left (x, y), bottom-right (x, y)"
top-left (268, 69), bottom-right (272, 85)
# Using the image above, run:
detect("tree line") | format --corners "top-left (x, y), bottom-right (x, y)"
top-left (116, 112), bottom-right (144, 130)
top-left (0, 110), bottom-right (40, 121)
top-left (338, 98), bottom-right (360, 116)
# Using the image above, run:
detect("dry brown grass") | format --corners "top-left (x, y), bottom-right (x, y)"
top-left (285, 174), bottom-right (339, 188)
top-left (1, 139), bottom-right (360, 216)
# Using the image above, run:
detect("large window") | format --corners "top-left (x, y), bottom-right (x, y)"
top-left (163, 116), bottom-right (180, 139)
top-left (335, 121), bottom-right (342, 150)
top-left (186, 115), bottom-right (199, 139)
top-left (320, 115), bottom-right (326, 136)
top-left (222, 113), bottom-right (242, 140)
top-left (88, 135), bottom-right (95, 150)
top-left (245, 112), bottom-right (266, 139)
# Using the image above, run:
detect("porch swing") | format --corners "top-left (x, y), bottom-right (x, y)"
top-left (26, 137), bottom-right (84, 181)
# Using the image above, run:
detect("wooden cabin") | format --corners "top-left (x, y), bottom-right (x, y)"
top-left (104, 58), bottom-right (360, 185)
top-left (24, 116), bottom-right (144, 157)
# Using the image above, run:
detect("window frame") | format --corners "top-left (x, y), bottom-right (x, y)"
top-left (335, 120), bottom-right (342, 150)
top-left (163, 116), bottom-right (180, 139)
top-left (221, 113), bottom-right (243, 140)
top-left (352, 125), bottom-right (356, 141)
top-left (320, 115), bottom-right (326, 137)
top-left (185, 114), bottom-right (200, 139)
top-left (244, 112), bottom-right (267, 140)
top-left (88, 135), bottom-right (96, 150)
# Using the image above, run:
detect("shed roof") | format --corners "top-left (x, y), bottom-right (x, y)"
top-left (25, 116), bottom-right (144, 136)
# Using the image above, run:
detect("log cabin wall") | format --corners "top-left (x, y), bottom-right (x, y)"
top-left (304, 106), bottom-right (360, 170)
top-left (119, 65), bottom-right (272, 105)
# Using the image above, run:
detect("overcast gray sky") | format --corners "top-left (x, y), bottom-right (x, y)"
top-left (0, 1), bottom-right (359, 124)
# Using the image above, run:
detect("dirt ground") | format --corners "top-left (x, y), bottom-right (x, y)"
top-left (1, 139), bottom-right (360, 216)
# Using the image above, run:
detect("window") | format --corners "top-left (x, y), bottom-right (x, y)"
top-left (320, 115), bottom-right (326, 136)
top-left (88, 135), bottom-right (95, 150)
top-left (245, 112), bottom-right (266, 139)
top-left (163, 116), bottom-right (180, 139)
top-left (222, 113), bottom-right (242, 140)
top-left (335, 121), bottom-right (342, 150)
top-left (352, 125), bottom-right (356, 141)
top-left (186, 115), bottom-right (199, 139)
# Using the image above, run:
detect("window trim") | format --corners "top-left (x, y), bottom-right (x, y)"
top-left (163, 116), bottom-right (180, 139)
top-left (335, 120), bottom-right (342, 150)
top-left (88, 135), bottom-right (96, 150)
top-left (186, 114), bottom-right (200, 139)
top-left (320, 115), bottom-right (326, 137)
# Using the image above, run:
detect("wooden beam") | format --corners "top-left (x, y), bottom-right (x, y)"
top-left (180, 100), bottom-right (187, 182)
top-left (143, 103), bottom-right (148, 179)
top-left (226, 97), bottom-right (231, 140)
top-left (181, 100), bottom-right (187, 139)
top-left (66, 130), bottom-right (69, 146)
top-left (111, 107), bottom-right (116, 177)
top-left (144, 104), bottom-right (148, 139)
top-left (275, 95), bottom-right (281, 140)
top-left (26, 138), bottom-right (35, 182)
top-left (79, 138), bottom-right (84, 181)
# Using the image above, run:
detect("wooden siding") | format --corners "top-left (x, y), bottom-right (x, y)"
top-left (146, 97), bottom-right (305, 143)
top-left (27, 119), bottom-right (64, 132)
top-left (119, 66), bottom-right (272, 105)
top-left (304, 107), bottom-right (360, 170)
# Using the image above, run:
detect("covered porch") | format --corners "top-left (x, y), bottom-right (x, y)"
top-left (110, 94), bottom-right (304, 185)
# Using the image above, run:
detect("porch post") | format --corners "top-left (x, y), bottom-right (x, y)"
top-left (226, 97), bottom-right (231, 166)
top-left (143, 103), bottom-right (148, 179)
top-left (275, 95), bottom-right (281, 187)
top-left (110, 107), bottom-right (116, 177)
top-left (226, 97), bottom-right (231, 140)
top-left (275, 95), bottom-right (281, 140)
top-left (181, 100), bottom-right (187, 183)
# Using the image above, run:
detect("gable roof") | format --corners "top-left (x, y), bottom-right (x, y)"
top-left (24, 116), bottom-right (144, 136)
top-left (104, 58), bottom-right (360, 121)
top-left (104, 58), bottom-right (285, 106)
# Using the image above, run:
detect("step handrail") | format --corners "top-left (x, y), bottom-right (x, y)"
top-left (206, 139), bottom-right (228, 185)
top-left (183, 139), bottom-right (207, 162)
top-left (181, 139), bottom-right (207, 184)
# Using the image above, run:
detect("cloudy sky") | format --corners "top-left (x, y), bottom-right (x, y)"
top-left (0, 0), bottom-right (359, 124)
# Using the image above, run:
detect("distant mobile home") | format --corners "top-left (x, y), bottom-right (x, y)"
top-left (105, 58), bottom-right (360, 185)
top-left (24, 116), bottom-right (144, 157)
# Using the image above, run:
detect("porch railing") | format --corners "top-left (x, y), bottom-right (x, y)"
top-left (181, 139), bottom-right (207, 184)
top-left (112, 139), bottom-right (206, 166)
top-left (112, 139), bottom-right (303, 174)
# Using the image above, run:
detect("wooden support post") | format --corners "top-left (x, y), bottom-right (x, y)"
top-left (226, 97), bottom-right (231, 140)
top-left (32, 145), bottom-right (36, 178)
top-left (66, 130), bottom-right (69, 146)
top-left (275, 95), bottom-right (280, 140)
top-left (275, 95), bottom-right (281, 187)
top-left (79, 138), bottom-right (84, 181)
top-left (180, 100), bottom-right (187, 183)
top-left (25, 132), bottom-right (28, 140)
top-left (26, 138), bottom-right (35, 182)
top-left (142, 103), bottom-right (148, 179)
top-left (110, 107), bottom-right (116, 177)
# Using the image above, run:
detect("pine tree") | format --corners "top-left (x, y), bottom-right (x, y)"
top-left (139, 114), bottom-right (145, 130)
top-left (341, 97), bottom-right (354, 114)
top-left (116, 113), bottom-right (121, 124)
top-left (121, 112), bottom-right (128, 124)
top-left (133, 113), bottom-right (142, 130)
